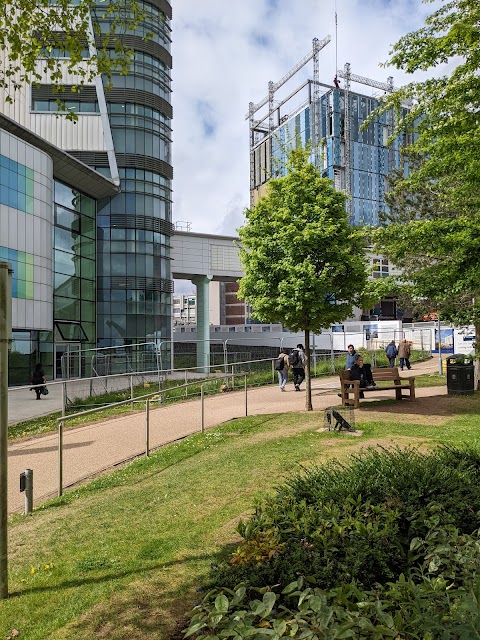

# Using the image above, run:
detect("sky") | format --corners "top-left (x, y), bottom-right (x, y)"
top-left (171, 0), bottom-right (441, 240)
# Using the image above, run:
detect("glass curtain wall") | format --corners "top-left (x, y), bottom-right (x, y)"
top-left (94, 0), bottom-right (173, 349)
top-left (38, 181), bottom-right (97, 380)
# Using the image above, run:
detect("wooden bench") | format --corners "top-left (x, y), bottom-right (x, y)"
top-left (339, 367), bottom-right (415, 408)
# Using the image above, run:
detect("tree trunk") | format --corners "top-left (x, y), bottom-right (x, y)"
top-left (475, 322), bottom-right (480, 391)
top-left (304, 329), bottom-right (313, 411)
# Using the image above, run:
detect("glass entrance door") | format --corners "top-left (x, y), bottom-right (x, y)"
top-left (55, 343), bottom-right (81, 379)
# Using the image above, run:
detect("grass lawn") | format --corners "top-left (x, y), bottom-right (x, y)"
top-left (2, 391), bottom-right (464, 639)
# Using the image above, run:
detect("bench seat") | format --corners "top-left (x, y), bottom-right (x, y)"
top-left (339, 367), bottom-right (415, 408)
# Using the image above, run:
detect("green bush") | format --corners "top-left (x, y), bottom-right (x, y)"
top-left (186, 515), bottom-right (480, 639)
top-left (208, 447), bottom-right (480, 592)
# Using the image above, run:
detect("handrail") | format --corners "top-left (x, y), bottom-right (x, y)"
top-left (8, 357), bottom-right (275, 392)
top-left (55, 372), bottom-right (250, 496)
top-left (55, 373), bottom-right (249, 424)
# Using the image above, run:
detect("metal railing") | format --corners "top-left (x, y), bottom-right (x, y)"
top-left (55, 372), bottom-right (249, 497)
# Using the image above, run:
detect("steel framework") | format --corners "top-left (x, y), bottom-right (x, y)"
top-left (247, 36), bottom-right (331, 205)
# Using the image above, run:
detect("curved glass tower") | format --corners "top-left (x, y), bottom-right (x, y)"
top-left (93, 0), bottom-right (173, 348)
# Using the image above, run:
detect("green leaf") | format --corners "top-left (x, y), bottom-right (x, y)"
top-left (215, 594), bottom-right (229, 612)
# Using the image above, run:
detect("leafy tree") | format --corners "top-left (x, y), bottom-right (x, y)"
top-left (237, 146), bottom-right (369, 410)
top-left (0, 0), bottom-right (150, 116)
top-left (378, 0), bottom-right (480, 214)
top-left (367, 0), bottom-right (480, 376)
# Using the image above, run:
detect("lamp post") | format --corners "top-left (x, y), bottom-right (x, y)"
top-left (0, 261), bottom-right (12, 599)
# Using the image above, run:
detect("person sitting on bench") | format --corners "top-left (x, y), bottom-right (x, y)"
top-left (350, 355), bottom-right (375, 398)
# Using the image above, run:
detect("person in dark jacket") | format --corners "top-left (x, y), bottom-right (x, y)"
top-left (30, 363), bottom-right (45, 400)
top-left (350, 355), bottom-right (375, 399)
top-left (289, 344), bottom-right (306, 391)
top-left (385, 340), bottom-right (398, 367)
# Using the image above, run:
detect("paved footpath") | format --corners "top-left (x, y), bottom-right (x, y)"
top-left (8, 359), bottom-right (445, 514)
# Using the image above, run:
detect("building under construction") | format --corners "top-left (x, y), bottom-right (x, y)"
top-left (247, 37), bottom-right (410, 227)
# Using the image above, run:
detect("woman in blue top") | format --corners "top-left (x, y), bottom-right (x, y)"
top-left (345, 344), bottom-right (358, 370)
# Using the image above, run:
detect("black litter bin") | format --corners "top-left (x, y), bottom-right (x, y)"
top-left (446, 354), bottom-right (474, 396)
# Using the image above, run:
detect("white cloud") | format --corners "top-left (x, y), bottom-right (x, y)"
top-left (171, 0), bottom-right (444, 236)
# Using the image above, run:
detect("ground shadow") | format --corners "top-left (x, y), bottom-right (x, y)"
top-left (9, 441), bottom-right (94, 456)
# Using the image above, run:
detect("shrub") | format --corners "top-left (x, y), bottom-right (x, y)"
top-left (185, 518), bottom-right (480, 639)
top-left (208, 447), bottom-right (480, 592)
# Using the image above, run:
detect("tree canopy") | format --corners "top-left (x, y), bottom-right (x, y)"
top-left (377, 0), bottom-right (480, 214)
top-left (0, 0), bottom-right (150, 114)
top-left (238, 146), bottom-right (369, 410)
top-left (368, 0), bottom-right (480, 365)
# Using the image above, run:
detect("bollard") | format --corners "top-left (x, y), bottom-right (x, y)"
top-left (20, 469), bottom-right (33, 514)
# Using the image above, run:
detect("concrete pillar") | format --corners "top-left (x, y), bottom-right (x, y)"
top-left (191, 275), bottom-right (212, 372)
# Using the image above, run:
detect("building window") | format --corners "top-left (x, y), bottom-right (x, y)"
top-left (33, 100), bottom-right (99, 113)
top-left (372, 258), bottom-right (389, 278)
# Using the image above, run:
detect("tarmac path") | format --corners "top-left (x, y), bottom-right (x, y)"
top-left (8, 358), bottom-right (445, 514)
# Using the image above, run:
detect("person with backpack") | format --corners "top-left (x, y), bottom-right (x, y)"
top-left (385, 340), bottom-right (398, 368)
top-left (289, 344), bottom-right (306, 391)
top-left (274, 348), bottom-right (290, 391)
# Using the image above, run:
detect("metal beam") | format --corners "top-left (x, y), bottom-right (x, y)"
top-left (246, 35), bottom-right (331, 119)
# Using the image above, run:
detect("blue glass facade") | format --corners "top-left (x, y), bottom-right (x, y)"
top-left (268, 88), bottom-right (406, 227)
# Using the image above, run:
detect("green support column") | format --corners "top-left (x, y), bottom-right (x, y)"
top-left (191, 275), bottom-right (212, 373)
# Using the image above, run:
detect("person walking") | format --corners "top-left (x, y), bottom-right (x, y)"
top-left (385, 340), bottom-right (398, 368)
top-left (274, 348), bottom-right (290, 391)
top-left (289, 344), bottom-right (306, 391)
top-left (398, 339), bottom-right (412, 371)
top-left (345, 344), bottom-right (358, 370)
top-left (30, 363), bottom-right (46, 400)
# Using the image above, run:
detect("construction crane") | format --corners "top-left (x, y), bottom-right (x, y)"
top-left (336, 65), bottom-right (395, 222)
top-left (247, 36), bottom-right (331, 205)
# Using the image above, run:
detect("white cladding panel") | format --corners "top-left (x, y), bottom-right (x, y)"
top-left (30, 113), bottom-right (106, 151)
top-left (0, 59), bottom-right (106, 152)
top-left (171, 233), bottom-right (243, 280)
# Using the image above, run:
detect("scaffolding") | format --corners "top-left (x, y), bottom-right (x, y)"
top-left (246, 36), bottom-right (331, 206)
top-left (246, 44), bottom-right (401, 227)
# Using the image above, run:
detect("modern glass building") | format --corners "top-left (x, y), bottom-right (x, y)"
top-left (0, 114), bottom-right (118, 384)
top-left (1, 0), bottom-right (174, 365)
top-left (91, 0), bottom-right (174, 348)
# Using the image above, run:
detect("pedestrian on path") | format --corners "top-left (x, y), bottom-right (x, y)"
top-left (385, 340), bottom-right (398, 368)
top-left (289, 344), bottom-right (306, 391)
top-left (274, 349), bottom-right (290, 391)
top-left (30, 363), bottom-right (46, 400)
top-left (398, 339), bottom-right (412, 371)
top-left (345, 344), bottom-right (358, 370)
